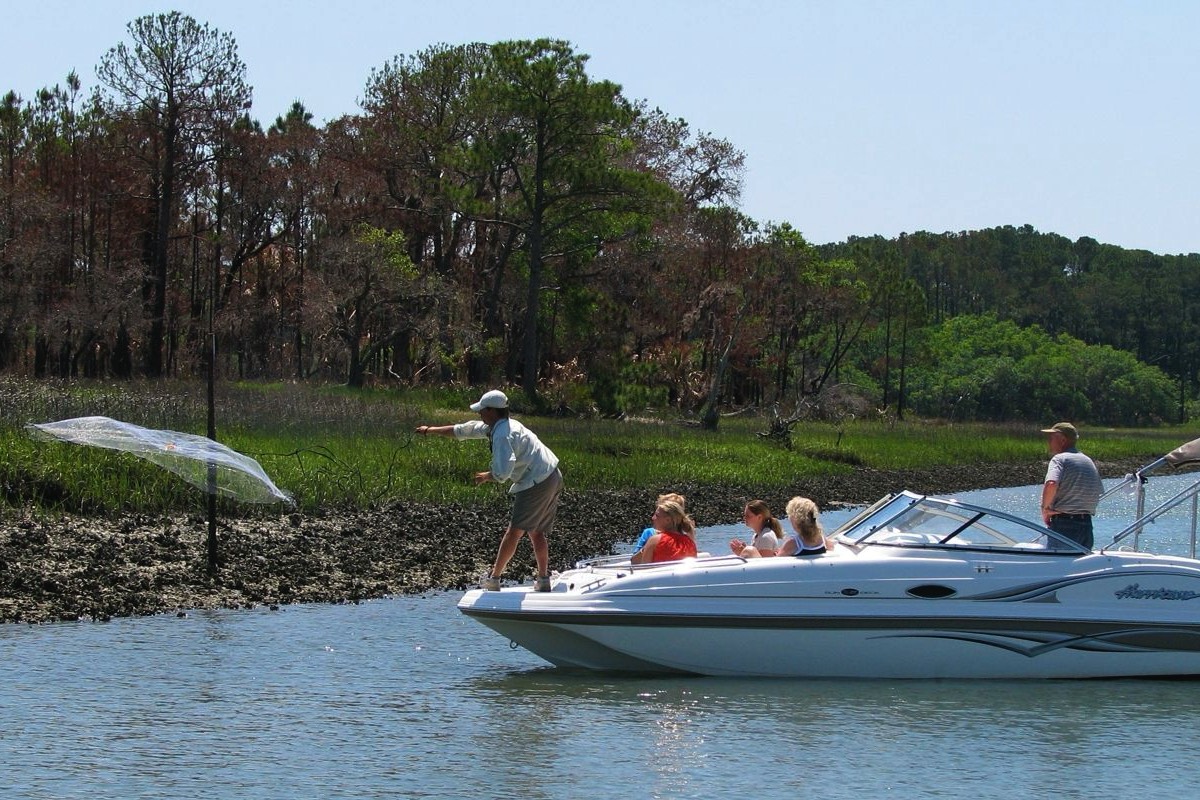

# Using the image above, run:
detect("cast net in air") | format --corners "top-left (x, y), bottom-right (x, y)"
top-left (28, 416), bottom-right (293, 505)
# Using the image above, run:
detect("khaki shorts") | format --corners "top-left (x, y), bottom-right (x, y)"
top-left (511, 468), bottom-right (562, 533)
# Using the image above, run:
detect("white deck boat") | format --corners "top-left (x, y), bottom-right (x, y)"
top-left (458, 438), bottom-right (1200, 679)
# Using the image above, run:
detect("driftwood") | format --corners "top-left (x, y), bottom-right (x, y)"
top-left (757, 403), bottom-right (805, 450)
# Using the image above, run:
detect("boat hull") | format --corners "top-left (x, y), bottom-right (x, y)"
top-left (459, 550), bottom-right (1200, 678)
top-left (461, 593), bottom-right (1200, 678)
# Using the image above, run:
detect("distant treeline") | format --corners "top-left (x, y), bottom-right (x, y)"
top-left (1, 12), bottom-right (1193, 426)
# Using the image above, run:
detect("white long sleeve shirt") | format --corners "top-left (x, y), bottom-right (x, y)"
top-left (453, 418), bottom-right (559, 494)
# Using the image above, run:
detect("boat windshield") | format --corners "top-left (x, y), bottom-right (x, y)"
top-left (831, 491), bottom-right (1088, 554)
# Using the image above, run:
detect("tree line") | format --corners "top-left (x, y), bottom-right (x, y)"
top-left (1, 12), bottom-right (1194, 427)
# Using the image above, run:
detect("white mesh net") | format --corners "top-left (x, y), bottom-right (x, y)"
top-left (28, 416), bottom-right (293, 505)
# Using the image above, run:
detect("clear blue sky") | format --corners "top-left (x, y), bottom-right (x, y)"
top-left (7, 0), bottom-right (1199, 255)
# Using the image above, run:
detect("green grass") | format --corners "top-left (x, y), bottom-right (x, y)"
top-left (0, 377), bottom-right (1192, 514)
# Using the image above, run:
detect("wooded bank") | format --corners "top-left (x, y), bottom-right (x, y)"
top-left (3, 12), bottom-right (1196, 427)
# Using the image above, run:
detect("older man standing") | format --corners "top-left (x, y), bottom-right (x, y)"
top-left (416, 389), bottom-right (562, 591)
top-left (1040, 421), bottom-right (1103, 549)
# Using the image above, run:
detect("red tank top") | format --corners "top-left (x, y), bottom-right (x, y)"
top-left (652, 531), bottom-right (697, 562)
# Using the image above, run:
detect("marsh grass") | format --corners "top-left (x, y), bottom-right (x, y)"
top-left (0, 377), bottom-right (1191, 514)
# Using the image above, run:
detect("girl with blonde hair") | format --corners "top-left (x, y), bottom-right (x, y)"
top-left (633, 492), bottom-right (690, 551)
top-left (779, 496), bottom-right (829, 556)
top-left (632, 498), bottom-right (698, 564)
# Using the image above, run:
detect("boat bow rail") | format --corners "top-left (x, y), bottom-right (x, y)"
top-left (564, 552), bottom-right (751, 593)
top-left (573, 553), bottom-right (746, 571)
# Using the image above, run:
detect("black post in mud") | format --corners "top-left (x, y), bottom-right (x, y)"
top-left (205, 233), bottom-right (219, 576)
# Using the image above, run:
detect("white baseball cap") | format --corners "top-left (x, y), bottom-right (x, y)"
top-left (469, 389), bottom-right (509, 412)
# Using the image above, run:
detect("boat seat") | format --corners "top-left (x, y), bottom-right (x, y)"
top-left (874, 530), bottom-right (941, 545)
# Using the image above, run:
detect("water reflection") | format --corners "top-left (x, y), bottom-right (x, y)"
top-left (460, 665), bottom-right (1200, 798)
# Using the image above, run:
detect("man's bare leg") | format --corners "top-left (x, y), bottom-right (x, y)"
top-left (489, 525), bottom-right (526, 578)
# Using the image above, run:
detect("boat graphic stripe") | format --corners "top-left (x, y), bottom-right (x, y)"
top-left (969, 568), bottom-right (1200, 602)
top-left (871, 627), bottom-right (1200, 657)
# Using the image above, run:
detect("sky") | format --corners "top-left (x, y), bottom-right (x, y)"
top-left (6, 0), bottom-right (1199, 255)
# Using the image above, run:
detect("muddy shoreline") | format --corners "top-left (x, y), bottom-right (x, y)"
top-left (0, 458), bottom-right (1143, 624)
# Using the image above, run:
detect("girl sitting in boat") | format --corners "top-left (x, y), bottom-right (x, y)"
top-left (631, 498), bottom-right (698, 564)
top-left (778, 496), bottom-right (830, 556)
top-left (632, 492), bottom-right (688, 552)
top-left (729, 499), bottom-right (784, 557)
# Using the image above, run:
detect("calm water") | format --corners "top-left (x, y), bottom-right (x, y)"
top-left (5, 477), bottom-right (1200, 799)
